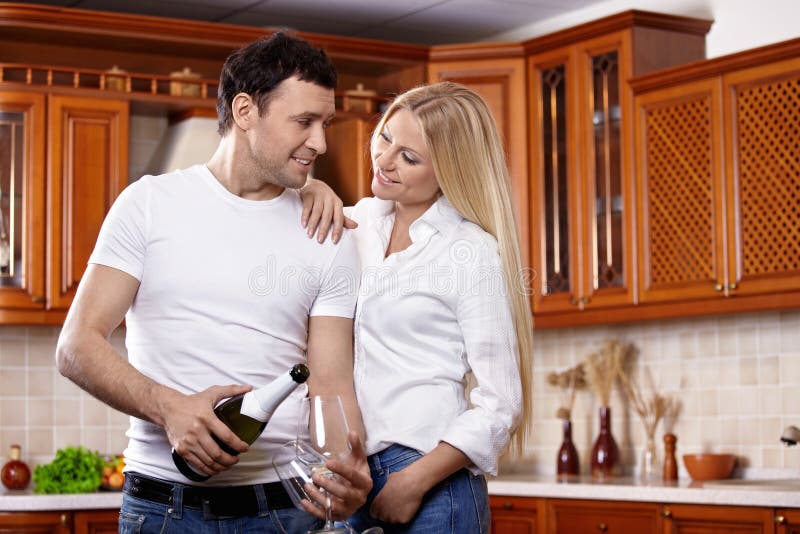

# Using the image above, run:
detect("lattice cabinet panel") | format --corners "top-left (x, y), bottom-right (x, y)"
top-left (727, 62), bottom-right (800, 295)
top-left (635, 79), bottom-right (726, 303)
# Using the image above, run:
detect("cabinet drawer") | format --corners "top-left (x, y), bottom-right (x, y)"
top-left (547, 499), bottom-right (659, 534)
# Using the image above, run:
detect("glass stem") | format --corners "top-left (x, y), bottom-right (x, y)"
top-left (324, 488), bottom-right (334, 529)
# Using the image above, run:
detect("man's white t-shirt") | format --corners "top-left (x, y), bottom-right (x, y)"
top-left (89, 164), bottom-right (360, 485)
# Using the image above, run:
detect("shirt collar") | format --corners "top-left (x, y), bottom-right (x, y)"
top-left (409, 195), bottom-right (462, 243)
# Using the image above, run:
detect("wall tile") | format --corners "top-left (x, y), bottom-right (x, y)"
top-left (0, 369), bottom-right (26, 396)
top-left (27, 398), bottom-right (54, 426)
top-left (27, 338), bottom-right (56, 367)
top-left (739, 357), bottom-right (758, 386)
top-left (0, 398), bottom-right (26, 426)
top-left (759, 326), bottom-right (780, 353)
top-left (28, 368), bottom-right (54, 398)
top-left (54, 399), bottom-right (80, 426)
top-left (82, 396), bottom-right (107, 426)
top-left (758, 356), bottom-right (779, 385)
top-left (28, 427), bottom-right (54, 456)
top-left (0, 339), bottom-right (26, 366)
top-left (782, 385), bottom-right (800, 414)
top-left (779, 352), bottom-right (800, 385)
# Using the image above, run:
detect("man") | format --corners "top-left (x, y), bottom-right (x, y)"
top-left (56, 33), bottom-right (370, 533)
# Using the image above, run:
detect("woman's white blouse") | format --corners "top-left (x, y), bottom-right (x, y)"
top-left (346, 196), bottom-right (522, 476)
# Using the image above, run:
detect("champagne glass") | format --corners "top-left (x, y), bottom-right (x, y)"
top-left (299, 395), bottom-right (351, 533)
top-left (274, 396), bottom-right (381, 534)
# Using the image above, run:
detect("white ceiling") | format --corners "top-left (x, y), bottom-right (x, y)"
top-left (13, 0), bottom-right (608, 45)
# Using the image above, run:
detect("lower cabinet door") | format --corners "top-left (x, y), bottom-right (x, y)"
top-left (73, 510), bottom-right (119, 534)
top-left (547, 499), bottom-right (660, 534)
top-left (0, 511), bottom-right (70, 533)
top-left (661, 504), bottom-right (773, 533)
top-left (776, 508), bottom-right (800, 534)
top-left (490, 496), bottom-right (540, 534)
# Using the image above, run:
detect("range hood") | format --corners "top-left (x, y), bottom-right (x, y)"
top-left (146, 112), bottom-right (219, 176)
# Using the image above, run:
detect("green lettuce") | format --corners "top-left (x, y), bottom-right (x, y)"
top-left (33, 446), bottom-right (104, 494)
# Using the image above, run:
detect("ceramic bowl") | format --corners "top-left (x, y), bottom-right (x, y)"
top-left (682, 453), bottom-right (736, 481)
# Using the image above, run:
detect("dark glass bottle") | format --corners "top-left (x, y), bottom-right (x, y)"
top-left (173, 363), bottom-right (310, 482)
top-left (1, 444), bottom-right (31, 490)
top-left (590, 405), bottom-right (620, 479)
top-left (557, 419), bottom-right (580, 477)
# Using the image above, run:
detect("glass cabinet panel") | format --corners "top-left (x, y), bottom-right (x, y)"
top-left (0, 111), bottom-right (24, 288)
top-left (590, 51), bottom-right (623, 290)
top-left (541, 65), bottom-right (570, 296)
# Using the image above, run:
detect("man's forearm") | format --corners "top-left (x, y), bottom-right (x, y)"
top-left (56, 329), bottom-right (176, 426)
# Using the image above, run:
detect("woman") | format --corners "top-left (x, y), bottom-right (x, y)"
top-left (304, 82), bottom-right (532, 533)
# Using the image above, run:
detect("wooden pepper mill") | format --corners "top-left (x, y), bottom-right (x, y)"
top-left (663, 433), bottom-right (678, 481)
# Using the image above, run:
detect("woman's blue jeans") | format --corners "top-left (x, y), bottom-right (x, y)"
top-left (345, 444), bottom-right (490, 534)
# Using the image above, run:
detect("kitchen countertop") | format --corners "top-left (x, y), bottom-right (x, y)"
top-left (2, 475), bottom-right (798, 512)
top-left (0, 488), bottom-right (123, 511)
top-left (488, 474), bottom-right (800, 508)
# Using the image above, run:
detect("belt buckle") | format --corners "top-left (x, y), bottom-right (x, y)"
top-left (201, 496), bottom-right (238, 521)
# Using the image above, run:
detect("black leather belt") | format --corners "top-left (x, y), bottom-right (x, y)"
top-left (123, 471), bottom-right (293, 518)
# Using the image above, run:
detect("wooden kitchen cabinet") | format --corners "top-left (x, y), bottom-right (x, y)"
top-left (526, 12), bottom-right (710, 326)
top-left (72, 510), bottom-right (118, 534)
top-left (0, 510), bottom-right (117, 534)
top-left (0, 90), bottom-right (128, 323)
top-left (0, 91), bottom-right (46, 311)
top-left (776, 509), bottom-right (800, 534)
top-left (490, 495), bottom-right (542, 534)
top-left (0, 511), bottom-right (70, 533)
top-left (428, 46), bottom-right (530, 254)
top-left (547, 498), bottom-right (660, 534)
top-left (46, 94), bottom-right (128, 311)
top-left (661, 503), bottom-right (773, 533)
top-left (314, 116), bottom-right (375, 207)
top-left (633, 39), bottom-right (800, 318)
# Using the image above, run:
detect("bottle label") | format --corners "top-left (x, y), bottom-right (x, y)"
top-left (240, 391), bottom-right (270, 422)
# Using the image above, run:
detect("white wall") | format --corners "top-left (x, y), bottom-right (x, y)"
top-left (492, 0), bottom-right (800, 58)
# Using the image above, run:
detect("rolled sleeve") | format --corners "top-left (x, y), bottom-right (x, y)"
top-left (439, 252), bottom-right (522, 475)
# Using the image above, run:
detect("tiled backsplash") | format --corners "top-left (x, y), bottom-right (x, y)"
top-left (0, 326), bottom-right (129, 469)
top-left (1, 310), bottom-right (798, 475)
top-left (518, 310), bottom-right (800, 477)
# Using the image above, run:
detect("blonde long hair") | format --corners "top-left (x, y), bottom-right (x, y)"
top-left (374, 82), bottom-right (533, 455)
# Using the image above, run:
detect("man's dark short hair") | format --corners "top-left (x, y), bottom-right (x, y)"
top-left (216, 32), bottom-right (337, 135)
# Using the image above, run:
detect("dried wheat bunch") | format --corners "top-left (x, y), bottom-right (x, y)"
top-left (584, 339), bottom-right (627, 406)
top-left (546, 363), bottom-right (587, 420)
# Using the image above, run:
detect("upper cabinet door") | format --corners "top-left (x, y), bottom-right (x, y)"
top-left (529, 32), bottom-right (636, 316)
top-left (47, 94), bottom-right (128, 310)
top-left (723, 57), bottom-right (800, 297)
top-left (529, 46), bottom-right (582, 314)
top-left (576, 32), bottom-right (636, 310)
top-left (635, 78), bottom-right (727, 303)
top-left (0, 91), bottom-right (46, 309)
top-left (428, 55), bottom-right (529, 261)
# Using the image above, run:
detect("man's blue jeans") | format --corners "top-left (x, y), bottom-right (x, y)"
top-left (345, 444), bottom-right (490, 534)
top-left (119, 481), bottom-right (322, 534)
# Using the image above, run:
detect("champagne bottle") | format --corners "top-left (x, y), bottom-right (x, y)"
top-left (172, 363), bottom-right (310, 482)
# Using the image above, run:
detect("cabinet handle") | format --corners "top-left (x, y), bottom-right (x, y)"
top-left (662, 510), bottom-right (672, 518)
top-left (60, 514), bottom-right (68, 526)
top-left (32, 295), bottom-right (45, 303)
top-left (579, 296), bottom-right (589, 304)
top-left (569, 297), bottom-right (578, 306)
top-left (503, 501), bottom-right (513, 510)
top-left (713, 283), bottom-right (723, 291)
top-left (728, 283), bottom-right (738, 290)
top-left (596, 523), bottom-right (608, 532)
top-left (775, 515), bottom-right (786, 524)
